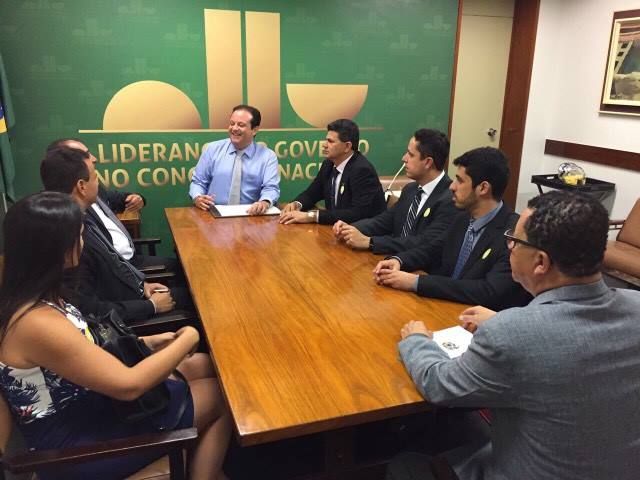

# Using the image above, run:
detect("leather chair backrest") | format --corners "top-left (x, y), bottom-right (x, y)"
top-left (618, 199), bottom-right (640, 248)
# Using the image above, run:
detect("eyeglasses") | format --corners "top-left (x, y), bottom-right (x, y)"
top-left (504, 229), bottom-right (544, 252)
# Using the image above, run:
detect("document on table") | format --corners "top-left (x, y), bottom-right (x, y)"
top-left (432, 326), bottom-right (473, 359)
top-left (209, 204), bottom-right (281, 218)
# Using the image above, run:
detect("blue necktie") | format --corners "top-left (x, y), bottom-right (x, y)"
top-left (452, 220), bottom-right (475, 279)
top-left (228, 150), bottom-right (243, 204)
top-left (401, 187), bottom-right (423, 238)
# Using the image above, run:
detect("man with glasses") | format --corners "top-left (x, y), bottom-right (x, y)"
top-left (374, 147), bottom-right (529, 311)
top-left (391, 191), bottom-right (640, 480)
top-left (279, 118), bottom-right (385, 225)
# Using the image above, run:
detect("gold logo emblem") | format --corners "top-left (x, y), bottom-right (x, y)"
top-left (482, 248), bottom-right (492, 260)
top-left (98, 10), bottom-right (368, 132)
top-left (423, 207), bottom-right (431, 218)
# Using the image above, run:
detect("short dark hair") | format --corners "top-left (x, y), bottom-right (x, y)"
top-left (327, 119), bottom-right (359, 152)
top-left (232, 104), bottom-right (261, 128)
top-left (0, 192), bottom-right (83, 341)
top-left (45, 137), bottom-right (83, 152)
top-left (453, 147), bottom-right (510, 200)
top-left (41, 147), bottom-right (91, 194)
top-left (525, 191), bottom-right (608, 277)
top-left (413, 129), bottom-right (450, 170)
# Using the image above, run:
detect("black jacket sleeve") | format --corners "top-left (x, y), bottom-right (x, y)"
top-left (412, 209), bottom-right (531, 310)
top-left (294, 161), bottom-right (330, 211)
top-left (358, 185), bottom-right (460, 255)
top-left (415, 248), bottom-right (527, 310)
top-left (98, 184), bottom-right (146, 214)
top-left (63, 225), bottom-right (154, 322)
top-left (317, 162), bottom-right (385, 224)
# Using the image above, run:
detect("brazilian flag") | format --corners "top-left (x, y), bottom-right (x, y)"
top-left (1, 49), bottom-right (16, 203)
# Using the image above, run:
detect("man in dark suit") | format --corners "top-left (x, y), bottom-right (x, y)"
top-left (47, 138), bottom-right (145, 212)
top-left (279, 119), bottom-right (385, 225)
top-left (374, 147), bottom-right (530, 311)
top-left (40, 146), bottom-right (181, 322)
top-left (46, 138), bottom-right (178, 271)
top-left (333, 128), bottom-right (459, 255)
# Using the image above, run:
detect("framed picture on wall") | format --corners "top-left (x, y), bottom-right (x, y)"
top-left (600, 9), bottom-right (640, 116)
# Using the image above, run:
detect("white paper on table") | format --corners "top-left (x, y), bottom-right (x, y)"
top-left (432, 326), bottom-right (473, 359)
top-left (210, 204), bottom-right (281, 217)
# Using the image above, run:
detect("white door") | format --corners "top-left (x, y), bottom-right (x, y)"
top-left (448, 0), bottom-right (514, 175)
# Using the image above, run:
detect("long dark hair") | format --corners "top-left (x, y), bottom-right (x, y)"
top-left (0, 192), bottom-right (83, 342)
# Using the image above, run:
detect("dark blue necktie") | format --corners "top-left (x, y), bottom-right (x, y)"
top-left (329, 167), bottom-right (339, 209)
top-left (452, 220), bottom-right (475, 279)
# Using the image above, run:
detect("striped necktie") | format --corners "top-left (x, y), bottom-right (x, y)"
top-left (228, 150), bottom-right (243, 204)
top-left (401, 187), bottom-right (423, 238)
top-left (452, 220), bottom-right (475, 279)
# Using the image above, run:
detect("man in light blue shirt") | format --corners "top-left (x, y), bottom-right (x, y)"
top-left (189, 104), bottom-right (280, 215)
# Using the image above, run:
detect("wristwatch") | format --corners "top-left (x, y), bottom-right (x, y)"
top-left (368, 238), bottom-right (374, 251)
top-left (308, 210), bottom-right (319, 222)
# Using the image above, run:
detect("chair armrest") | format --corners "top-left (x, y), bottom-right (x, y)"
top-left (139, 265), bottom-right (167, 274)
top-left (429, 455), bottom-right (459, 480)
top-left (145, 272), bottom-right (176, 283)
top-left (133, 238), bottom-right (162, 256)
top-left (129, 309), bottom-right (198, 336)
top-left (3, 428), bottom-right (197, 474)
top-left (608, 219), bottom-right (625, 231)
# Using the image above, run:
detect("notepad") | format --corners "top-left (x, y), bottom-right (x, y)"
top-left (209, 204), bottom-right (281, 218)
top-left (432, 326), bottom-right (473, 359)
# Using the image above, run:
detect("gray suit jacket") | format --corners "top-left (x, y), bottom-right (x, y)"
top-left (399, 280), bottom-right (640, 480)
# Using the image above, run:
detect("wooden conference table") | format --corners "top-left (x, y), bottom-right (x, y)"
top-left (166, 207), bottom-right (466, 449)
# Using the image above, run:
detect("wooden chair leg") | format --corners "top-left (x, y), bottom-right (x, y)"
top-left (168, 449), bottom-right (186, 480)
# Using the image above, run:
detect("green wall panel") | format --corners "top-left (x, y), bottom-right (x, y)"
top-left (0, 0), bottom-right (458, 253)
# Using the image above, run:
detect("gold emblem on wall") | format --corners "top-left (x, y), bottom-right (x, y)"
top-left (103, 81), bottom-right (202, 130)
top-left (98, 9), bottom-right (368, 132)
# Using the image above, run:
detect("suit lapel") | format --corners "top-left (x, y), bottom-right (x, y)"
top-left (459, 205), bottom-right (510, 276)
top-left (399, 182), bottom-right (420, 226)
top-left (335, 153), bottom-right (357, 209)
top-left (415, 175), bottom-right (451, 226)
top-left (96, 198), bottom-right (134, 248)
top-left (86, 221), bottom-right (145, 290)
top-left (85, 206), bottom-right (112, 244)
top-left (322, 161), bottom-right (334, 208)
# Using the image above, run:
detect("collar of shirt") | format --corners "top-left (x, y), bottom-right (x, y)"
top-left (229, 140), bottom-right (256, 159)
top-left (418, 170), bottom-right (445, 199)
top-left (471, 200), bottom-right (503, 234)
top-left (91, 203), bottom-right (134, 260)
top-left (335, 153), bottom-right (354, 174)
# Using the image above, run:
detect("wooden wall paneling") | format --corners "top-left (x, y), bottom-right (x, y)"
top-left (544, 139), bottom-right (640, 173)
top-left (499, 0), bottom-right (541, 208)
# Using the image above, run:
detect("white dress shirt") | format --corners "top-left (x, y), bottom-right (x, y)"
top-left (91, 203), bottom-right (134, 260)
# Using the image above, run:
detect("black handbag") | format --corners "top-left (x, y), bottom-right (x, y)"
top-left (86, 310), bottom-right (177, 425)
